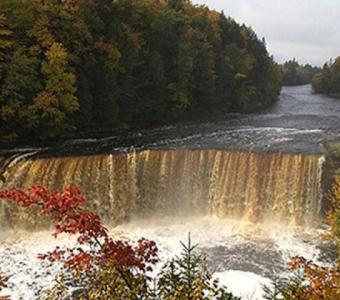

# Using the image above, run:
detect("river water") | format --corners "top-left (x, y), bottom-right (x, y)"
top-left (0, 85), bottom-right (339, 299)
top-left (46, 84), bottom-right (340, 156)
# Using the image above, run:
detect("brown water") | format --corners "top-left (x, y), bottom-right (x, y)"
top-left (0, 150), bottom-right (324, 227)
top-left (0, 85), bottom-right (337, 299)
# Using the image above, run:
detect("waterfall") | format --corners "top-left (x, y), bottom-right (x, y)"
top-left (0, 150), bottom-right (324, 228)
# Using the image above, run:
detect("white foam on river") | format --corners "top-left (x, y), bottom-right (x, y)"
top-left (0, 216), bottom-right (329, 299)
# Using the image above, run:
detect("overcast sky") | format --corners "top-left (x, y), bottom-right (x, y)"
top-left (193, 0), bottom-right (340, 66)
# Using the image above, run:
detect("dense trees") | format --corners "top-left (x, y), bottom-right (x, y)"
top-left (0, 0), bottom-right (282, 145)
top-left (312, 57), bottom-right (340, 98)
top-left (281, 59), bottom-right (320, 86)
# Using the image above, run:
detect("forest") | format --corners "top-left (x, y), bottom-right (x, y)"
top-left (0, 0), bottom-right (282, 145)
top-left (312, 57), bottom-right (340, 98)
top-left (281, 59), bottom-right (320, 86)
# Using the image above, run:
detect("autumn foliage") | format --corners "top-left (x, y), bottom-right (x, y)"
top-left (327, 176), bottom-right (340, 256)
top-left (0, 186), bottom-right (239, 299)
top-left (0, 274), bottom-right (9, 300)
top-left (264, 177), bottom-right (340, 300)
top-left (0, 186), bottom-right (158, 298)
top-left (286, 256), bottom-right (339, 299)
top-left (1, 180), bottom-right (339, 299)
top-left (0, 0), bottom-right (282, 145)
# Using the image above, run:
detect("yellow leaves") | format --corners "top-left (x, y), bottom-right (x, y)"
top-left (328, 177), bottom-right (340, 207)
top-left (27, 16), bottom-right (54, 50)
top-left (0, 14), bottom-right (13, 71)
top-left (244, 54), bottom-right (256, 71)
top-left (207, 10), bottom-right (220, 22)
top-left (0, 105), bottom-right (16, 121)
top-left (327, 176), bottom-right (340, 256)
top-left (0, 14), bottom-right (12, 39)
top-left (30, 91), bottom-right (59, 118)
top-left (272, 180), bottom-right (340, 300)
top-left (40, 42), bottom-right (79, 114)
top-left (122, 23), bottom-right (142, 50)
top-left (44, 42), bottom-right (68, 65)
top-left (288, 256), bottom-right (340, 300)
top-left (95, 41), bottom-right (121, 71)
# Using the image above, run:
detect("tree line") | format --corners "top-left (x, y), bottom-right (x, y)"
top-left (0, 0), bottom-right (282, 145)
top-left (281, 59), bottom-right (320, 86)
top-left (312, 57), bottom-right (340, 98)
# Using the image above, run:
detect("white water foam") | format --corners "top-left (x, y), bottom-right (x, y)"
top-left (0, 216), bottom-right (328, 299)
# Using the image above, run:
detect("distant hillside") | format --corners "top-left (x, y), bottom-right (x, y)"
top-left (281, 59), bottom-right (320, 86)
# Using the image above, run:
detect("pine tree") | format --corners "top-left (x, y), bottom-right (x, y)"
top-left (158, 234), bottom-right (240, 300)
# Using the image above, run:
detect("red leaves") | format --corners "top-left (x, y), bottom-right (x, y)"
top-left (0, 185), bottom-right (103, 240)
top-left (66, 251), bottom-right (94, 270)
top-left (0, 186), bottom-right (85, 214)
top-left (0, 185), bottom-right (158, 278)
top-left (0, 189), bottom-right (32, 208)
top-left (38, 247), bottom-right (66, 263)
top-left (100, 238), bottom-right (159, 273)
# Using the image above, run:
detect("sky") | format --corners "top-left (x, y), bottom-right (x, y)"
top-left (193, 0), bottom-right (340, 66)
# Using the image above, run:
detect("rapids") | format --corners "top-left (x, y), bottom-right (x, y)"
top-left (0, 150), bottom-right (325, 227)
top-left (0, 84), bottom-right (339, 299)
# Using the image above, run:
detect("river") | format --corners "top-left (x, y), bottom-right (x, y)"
top-left (0, 85), bottom-right (339, 299)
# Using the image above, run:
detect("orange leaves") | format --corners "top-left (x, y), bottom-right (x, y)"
top-left (327, 177), bottom-right (340, 205)
top-left (121, 24), bottom-right (142, 50)
top-left (27, 16), bottom-right (54, 50)
top-left (288, 256), bottom-right (340, 300)
top-left (326, 177), bottom-right (340, 258)
top-left (30, 91), bottom-right (59, 118)
top-left (0, 274), bottom-right (9, 300)
top-left (95, 41), bottom-right (121, 71)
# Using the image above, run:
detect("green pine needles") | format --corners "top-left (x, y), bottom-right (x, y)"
top-left (156, 234), bottom-right (239, 300)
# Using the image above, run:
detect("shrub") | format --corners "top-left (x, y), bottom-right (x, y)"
top-left (327, 176), bottom-right (340, 257)
top-left (0, 186), bottom-right (238, 299)
top-left (263, 256), bottom-right (340, 300)
top-left (157, 236), bottom-right (239, 300)
top-left (0, 274), bottom-right (9, 300)
top-left (263, 178), bottom-right (340, 300)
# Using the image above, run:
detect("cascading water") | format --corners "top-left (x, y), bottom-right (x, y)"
top-left (1, 84), bottom-right (337, 299)
top-left (0, 149), bottom-right (324, 228)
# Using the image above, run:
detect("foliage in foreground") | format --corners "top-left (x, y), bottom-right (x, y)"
top-left (0, 0), bottom-right (282, 144)
top-left (264, 178), bottom-right (340, 300)
top-left (2, 179), bottom-right (340, 299)
top-left (263, 257), bottom-right (340, 300)
top-left (0, 274), bottom-right (9, 300)
top-left (155, 238), bottom-right (238, 300)
top-left (0, 186), bottom-right (238, 300)
top-left (327, 176), bottom-right (340, 257)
